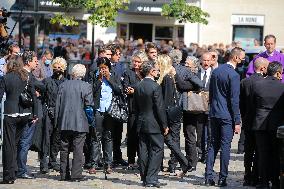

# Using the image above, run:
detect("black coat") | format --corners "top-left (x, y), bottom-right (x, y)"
top-left (43, 76), bottom-right (66, 108)
top-left (134, 78), bottom-right (168, 134)
top-left (160, 74), bottom-right (178, 107)
top-left (239, 73), bottom-right (264, 130)
top-left (0, 72), bottom-right (38, 117)
top-left (123, 68), bottom-right (142, 114)
top-left (90, 72), bottom-right (122, 111)
top-left (252, 76), bottom-right (284, 131)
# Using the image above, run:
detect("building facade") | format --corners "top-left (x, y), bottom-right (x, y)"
top-left (89, 0), bottom-right (284, 47)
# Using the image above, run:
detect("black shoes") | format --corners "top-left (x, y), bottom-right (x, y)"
top-left (1, 180), bottom-right (15, 184)
top-left (17, 173), bottom-right (35, 179)
top-left (188, 166), bottom-right (196, 172)
top-left (217, 179), bottom-right (227, 187)
top-left (144, 181), bottom-right (167, 188)
top-left (113, 159), bottom-right (128, 167)
top-left (70, 177), bottom-right (88, 182)
top-left (40, 168), bottom-right (49, 174)
top-left (204, 179), bottom-right (215, 186)
top-left (49, 164), bottom-right (60, 172)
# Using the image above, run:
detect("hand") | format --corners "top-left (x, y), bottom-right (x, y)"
top-left (234, 124), bottom-right (241, 134)
top-left (35, 91), bottom-right (40, 97)
top-left (164, 127), bottom-right (169, 136)
top-left (126, 87), bottom-right (134, 94)
top-left (98, 72), bottom-right (103, 81)
top-left (103, 71), bottom-right (110, 80)
top-left (31, 117), bottom-right (39, 124)
top-left (169, 66), bottom-right (176, 76)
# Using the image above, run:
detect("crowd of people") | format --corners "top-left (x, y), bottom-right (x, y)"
top-left (0, 33), bottom-right (283, 189)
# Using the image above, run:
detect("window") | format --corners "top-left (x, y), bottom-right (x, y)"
top-left (117, 23), bottom-right (127, 40)
top-left (155, 26), bottom-right (173, 41)
top-left (233, 25), bottom-right (263, 47)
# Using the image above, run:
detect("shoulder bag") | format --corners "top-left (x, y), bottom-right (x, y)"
top-left (19, 75), bottom-right (34, 108)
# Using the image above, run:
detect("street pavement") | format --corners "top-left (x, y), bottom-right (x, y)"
top-left (0, 126), bottom-right (251, 189)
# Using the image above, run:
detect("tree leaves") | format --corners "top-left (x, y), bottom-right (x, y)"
top-left (50, 0), bottom-right (129, 27)
top-left (161, 0), bottom-right (209, 25)
top-left (50, 0), bottom-right (209, 27)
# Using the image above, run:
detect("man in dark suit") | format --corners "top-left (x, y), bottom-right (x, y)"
top-left (205, 47), bottom-right (244, 187)
top-left (108, 44), bottom-right (128, 167)
top-left (183, 52), bottom-right (212, 171)
top-left (134, 61), bottom-right (169, 188)
top-left (239, 57), bottom-right (269, 186)
top-left (55, 64), bottom-right (94, 181)
top-left (252, 62), bottom-right (284, 189)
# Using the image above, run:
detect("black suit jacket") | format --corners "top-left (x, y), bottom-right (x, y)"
top-left (134, 78), bottom-right (168, 134)
top-left (123, 68), bottom-right (142, 114)
top-left (0, 72), bottom-right (38, 117)
top-left (252, 76), bottom-right (284, 130)
top-left (239, 73), bottom-right (264, 130)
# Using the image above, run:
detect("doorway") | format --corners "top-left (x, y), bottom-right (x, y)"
top-left (129, 23), bottom-right (153, 42)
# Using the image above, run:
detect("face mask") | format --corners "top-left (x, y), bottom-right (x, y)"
top-left (45, 59), bottom-right (52, 65)
top-left (154, 73), bottom-right (160, 81)
top-left (53, 70), bottom-right (64, 78)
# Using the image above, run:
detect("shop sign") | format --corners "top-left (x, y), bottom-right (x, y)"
top-left (231, 15), bottom-right (264, 26)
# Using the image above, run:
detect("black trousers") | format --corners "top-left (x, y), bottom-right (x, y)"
top-left (89, 112), bottom-right (115, 166)
top-left (60, 131), bottom-right (86, 179)
top-left (139, 132), bottom-right (164, 184)
top-left (167, 121), bottom-right (181, 169)
top-left (112, 119), bottom-right (123, 161)
top-left (127, 114), bottom-right (139, 164)
top-left (164, 128), bottom-right (188, 172)
top-left (2, 115), bottom-right (29, 182)
top-left (238, 129), bottom-right (245, 153)
top-left (243, 129), bottom-right (258, 182)
top-left (255, 130), bottom-right (280, 186)
top-left (40, 113), bottom-right (61, 169)
top-left (183, 112), bottom-right (208, 167)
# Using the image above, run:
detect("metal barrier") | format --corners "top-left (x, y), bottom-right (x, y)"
top-left (0, 94), bottom-right (6, 149)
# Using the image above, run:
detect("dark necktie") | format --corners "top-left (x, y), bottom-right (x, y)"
top-left (202, 71), bottom-right (207, 87)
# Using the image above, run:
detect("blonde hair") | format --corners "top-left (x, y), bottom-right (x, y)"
top-left (156, 54), bottom-right (173, 84)
top-left (51, 57), bottom-right (67, 70)
top-left (72, 64), bottom-right (86, 79)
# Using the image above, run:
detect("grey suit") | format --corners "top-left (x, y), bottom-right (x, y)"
top-left (55, 79), bottom-right (94, 180)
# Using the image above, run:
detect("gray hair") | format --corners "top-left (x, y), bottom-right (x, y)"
top-left (254, 57), bottom-right (269, 71)
top-left (132, 50), bottom-right (149, 62)
top-left (169, 49), bottom-right (182, 64)
top-left (141, 61), bottom-right (156, 77)
top-left (186, 56), bottom-right (200, 66)
top-left (71, 64), bottom-right (86, 79)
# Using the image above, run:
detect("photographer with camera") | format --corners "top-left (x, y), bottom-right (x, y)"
top-left (0, 44), bottom-right (20, 76)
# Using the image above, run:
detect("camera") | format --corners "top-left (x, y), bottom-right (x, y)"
top-left (0, 7), bottom-right (11, 24)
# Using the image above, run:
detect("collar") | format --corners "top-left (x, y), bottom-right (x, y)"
top-left (144, 76), bottom-right (155, 81)
top-left (266, 50), bottom-right (276, 57)
top-left (23, 67), bottom-right (31, 72)
top-left (201, 67), bottom-right (211, 73)
top-left (227, 62), bottom-right (236, 69)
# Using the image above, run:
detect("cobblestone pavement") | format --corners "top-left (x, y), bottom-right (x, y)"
top-left (0, 126), bottom-right (251, 189)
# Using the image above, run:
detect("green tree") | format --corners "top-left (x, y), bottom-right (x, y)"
top-left (161, 0), bottom-right (209, 24)
top-left (50, 0), bottom-right (209, 27)
top-left (50, 0), bottom-right (129, 27)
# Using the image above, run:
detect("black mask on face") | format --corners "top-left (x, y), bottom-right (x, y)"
top-left (53, 70), bottom-right (64, 78)
top-left (154, 73), bottom-right (160, 81)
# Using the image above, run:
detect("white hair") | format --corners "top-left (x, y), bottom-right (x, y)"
top-left (71, 64), bottom-right (86, 79)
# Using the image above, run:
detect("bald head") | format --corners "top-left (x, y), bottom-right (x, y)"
top-left (254, 57), bottom-right (269, 74)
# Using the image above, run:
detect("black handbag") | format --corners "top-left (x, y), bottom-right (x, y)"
top-left (19, 76), bottom-right (34, 108)
top-left (166, 86), bottom-right (182, 123)
top-left (107, 94), bottom-right (128, 122)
